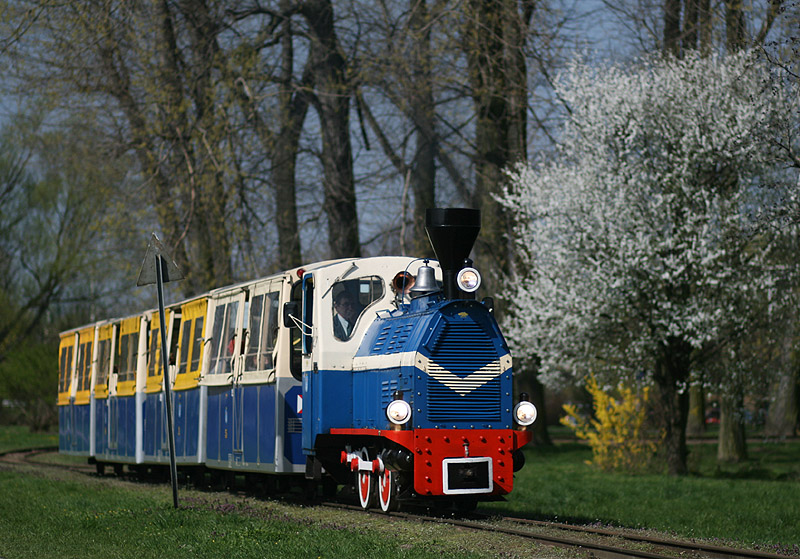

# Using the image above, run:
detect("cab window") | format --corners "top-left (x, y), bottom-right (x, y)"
top-left (331, 276), bottom-right (384, 341)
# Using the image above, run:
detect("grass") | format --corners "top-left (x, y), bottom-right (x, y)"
top-left (0, 426), bottom-right (563, 559)
top-left (0, 470), bottom-right (535, 559)
top-left (0, 425), bottom-right (57, 453)
top-left (484, 441), bottom-right (800, 553)
top-left (2, 425), bottom-right (799, 557)
top-left (0, 475), bottom-right (469, 559)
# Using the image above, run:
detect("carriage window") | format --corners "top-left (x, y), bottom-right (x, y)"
top-left (76, 343), bottom-right (85, 390)
top-left (148, 324), bottom-right (161, 378)
top-left (178, 320), bottom-right (192, 376)
top-left (85, 342), bottom-right (93, 390)
top-left (59, 345), bottom-right (72, 393)
top-left (190, 317), bottom-right (204, 373)
top-left (76, 341), bottom-right (89, 391)
top-left (78, 341), bottom-right (92, 391)
top-left (118, 334), bottom-right (129, 379)
top-left (118, 332), bottom-right (139, 383)
top-left (96, 339), bottom-right (111, 387)
top-left (244, 291), bottom-right (280, 372)
top-left (168, 315), bottom-right (180, 367)
top-left (246, 295), bottom-right (263, 369)
top-left (129, 334), bottom-right (139, 377)
top-left (331, 276), bottom-right (384, 341)
top-left (209, 301), bottom-right (239, 374)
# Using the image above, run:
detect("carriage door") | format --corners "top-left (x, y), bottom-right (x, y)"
top-left (207, 291), bottom-right (246, 459)
top-left (58, 333), bottom-right (77, 453)
top-left (241, 280), bottom-right (282, 464)
top-left (297, 274), bottom-right (317, 453)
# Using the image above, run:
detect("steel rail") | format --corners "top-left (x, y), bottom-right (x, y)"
top-left (322, 502), bottom-right (795, 559)
top-left (504, 517), bottom-right (792, 559)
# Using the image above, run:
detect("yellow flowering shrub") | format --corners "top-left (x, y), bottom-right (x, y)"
top-left (561, 373), bottom-right (658, 472)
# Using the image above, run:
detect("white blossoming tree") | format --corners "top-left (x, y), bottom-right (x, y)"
top-left (501, 52), bottom-right (797, 474)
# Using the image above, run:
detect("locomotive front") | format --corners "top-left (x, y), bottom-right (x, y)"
top-left (305, 209), bottom-right (536, 511)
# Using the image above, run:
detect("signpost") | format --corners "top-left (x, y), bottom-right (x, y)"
top-left (136, 233), bottom-right (184, 508)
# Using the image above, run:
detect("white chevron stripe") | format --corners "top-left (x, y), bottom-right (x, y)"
top-left (420, 353), bottom-right (511, 396)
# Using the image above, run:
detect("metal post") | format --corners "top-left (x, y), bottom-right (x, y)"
top-left (156, 254), bottom-right (180, 508)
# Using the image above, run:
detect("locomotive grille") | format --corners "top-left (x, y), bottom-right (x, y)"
top-left (425, 321), bottom-right (502, 422)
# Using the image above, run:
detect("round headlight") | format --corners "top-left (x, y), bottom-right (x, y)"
top-left (386, 400), bottom-right (412, 425)
top-left (456, 267), bottom-right (481, 293)
top-left (514, 401), bottom-right (537, 426)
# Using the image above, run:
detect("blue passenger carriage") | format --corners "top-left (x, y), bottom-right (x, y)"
top-left (202, 274), bottom-right (303, 474)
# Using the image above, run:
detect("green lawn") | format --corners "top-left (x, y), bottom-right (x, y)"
top-left (0, 425), bottom-right (57, 453)
top-left (0, 426), bottom-right (554, 559)
top-left (2, 425), bottom-right (798, 556)
top-left (0, 470), bottom-right (519, 559)
top-left (484, 441), bottom-right (800, 551)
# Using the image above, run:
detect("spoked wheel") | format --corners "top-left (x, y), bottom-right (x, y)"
top-left (377, 468), bottom-right (399, 512)
top-left (356, 448), bottom-right (374, 510)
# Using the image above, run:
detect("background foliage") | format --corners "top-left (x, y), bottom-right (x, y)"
top-left (0, 1), bottom-right (798, 473)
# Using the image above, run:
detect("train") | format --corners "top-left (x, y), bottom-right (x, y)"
top-left (57, 208), bottom-right (536, 511)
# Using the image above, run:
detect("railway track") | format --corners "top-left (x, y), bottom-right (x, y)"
top-left (0, 446), bottom-right (83, 470)
top-left (2, 448), bottom-right (794, 559)
top-left (321, 502), bottom-right (795, 559)
top-left (496, 517), bottom-right (793, 559)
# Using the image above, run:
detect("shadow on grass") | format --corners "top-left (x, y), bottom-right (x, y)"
top-left (687, 440), bottom-right (800, 482)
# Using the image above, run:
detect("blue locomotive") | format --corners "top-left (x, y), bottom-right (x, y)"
top-left (57, 208), bottom-right (536, 510)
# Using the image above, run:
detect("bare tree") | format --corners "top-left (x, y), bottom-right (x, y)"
top-left (0, 119), bottom-right (128, 359)
top-left (300, 0), bottom-right (361, 258)
top-left (462, 0), bottom-right (532, 287)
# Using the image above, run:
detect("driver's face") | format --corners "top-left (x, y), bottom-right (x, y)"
top-left (335, 296), bottom-right (358, 322)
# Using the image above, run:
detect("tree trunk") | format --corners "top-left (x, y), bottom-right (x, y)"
top-left (717, 389), bottom-right (748, 462)
top-left (765, 318), bottom-right (799, 437)
top-left (698, 0), bottom-right (712, 55)
top-left (663, 0), bottom-right (681, 56)
top-left (764, 369), bottom-right (799, 437)
top-left (686, 383), bottom-right (706, 437)
top-left (175, 0), bottom-right (234, 291)
top-left (302, 0), bottom-right (360, 259)
top-left (682, 0), bottom-right (699, 53)
top-left (409, 0), bottom-right (437, 258)
top-left (464, 0), bottom-right (530, 298)
top-left (273, 0), bottom-right (306, 270)
top-left (102, 0), bottom-right (235, 295)
top-left (652, 336), bottom-right (691, 475)
top-left (725, 0), bottom-right (747, 52)
top-left (96, 8), bottom-right (194, 292)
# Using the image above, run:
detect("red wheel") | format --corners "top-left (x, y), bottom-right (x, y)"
top-left (378, 468), bottom-right (398, 512)
top-left (356, 448), bottom-right (374, 510)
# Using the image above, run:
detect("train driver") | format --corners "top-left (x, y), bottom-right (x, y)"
top-left (332, 290), bottom-right (363, 340)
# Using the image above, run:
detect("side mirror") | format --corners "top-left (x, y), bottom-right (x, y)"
top-left (481, 297), bottom-right (494, 314)
top-left (283, 302), bottom-right (300, 328)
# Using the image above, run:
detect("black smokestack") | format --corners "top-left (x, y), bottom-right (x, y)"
top-left (425, 208), bottom-right (481, 299)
